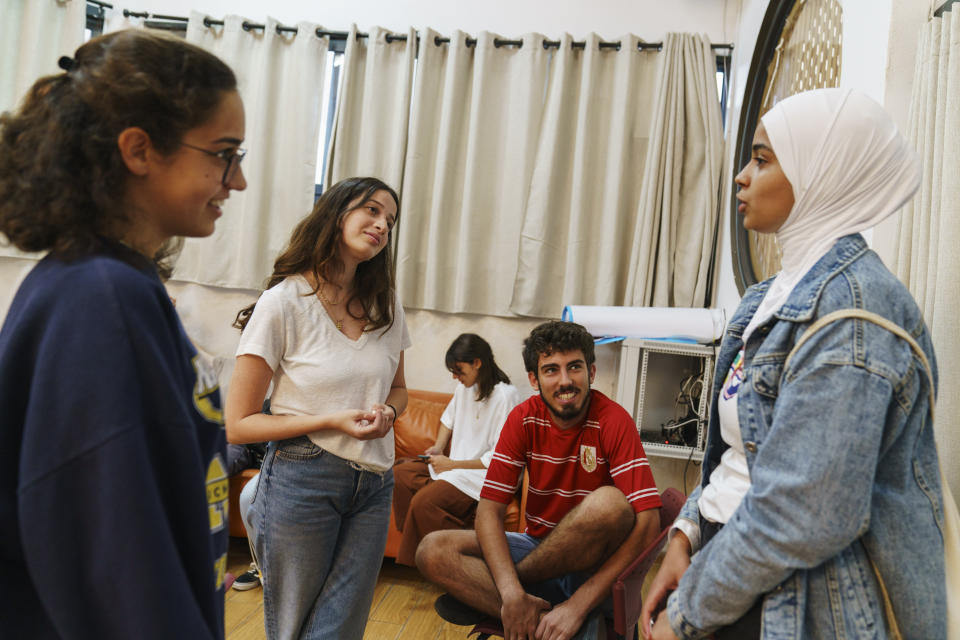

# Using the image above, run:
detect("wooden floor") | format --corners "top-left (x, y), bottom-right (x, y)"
top-left (224, 537), bottom-right (475, 639)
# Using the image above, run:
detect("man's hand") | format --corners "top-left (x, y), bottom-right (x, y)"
top-left (428, 454), bottom-right (456, 473)
top-left (640, 533), bottom-right (691, 639)
top-left (424, 444), bottom-right (443, 456)
top-left (500, 588), bottom-right (550, 640)
top-left (534, 599), bottom-right (587, 640)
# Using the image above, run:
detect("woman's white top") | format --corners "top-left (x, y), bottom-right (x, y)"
top-left (236, 275), bottom-right (411, 471)
top-left (673, 348), bottom-right (751, 552)
top-left (429, 381), bottom-right (522, 501)
top-left (698, 348), bottom-right (751, 524)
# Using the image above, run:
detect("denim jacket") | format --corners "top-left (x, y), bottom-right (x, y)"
top-left (667, 234), bottom-right (947, 639)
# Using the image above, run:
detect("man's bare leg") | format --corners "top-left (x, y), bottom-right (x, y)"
top-left (516, 485), bottom-right (635, 583)
top-left (416, 486), bottom-right (636, 615)
top-left (416, 529), bottom-right (504, 617)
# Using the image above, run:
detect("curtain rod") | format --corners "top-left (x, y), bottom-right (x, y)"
top-left (119, 10), bottom-right (733, 51)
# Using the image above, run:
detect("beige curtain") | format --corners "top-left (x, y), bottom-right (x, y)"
top-left (626, 33), bottom-right (724, 308)
top-left (0, 0), bottom-right (84, 260)
top-left (876, 9), bottom-right (960, 497)
top-left (173, 13), bottom-right (328, 290)
top-left (510, 34), bottom-right (660, 317)
top-left (0, 0), bottom-right (84, 113)
top-left (396, 30), bottom-right (549, 315)
top-left (325, 25), bottom-right (415, 191)
top-left (327, 28), bottom-right (723, 317)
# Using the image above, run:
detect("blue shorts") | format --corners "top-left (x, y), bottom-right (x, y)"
top-left (505, 532), bottom-right (592, 606)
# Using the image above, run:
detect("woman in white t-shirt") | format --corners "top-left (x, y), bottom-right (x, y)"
top-left (393, 333), bottom-right (521, 567)
top-left (225, 177), bottom-right (410, 640)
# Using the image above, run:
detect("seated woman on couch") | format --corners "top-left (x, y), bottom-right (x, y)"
top-left (393, 334), bottom-right (522, 566)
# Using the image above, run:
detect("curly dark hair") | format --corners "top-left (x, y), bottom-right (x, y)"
top-left (522, 321), bottom-right (595, 374)
top-left (0, 29), bottom-right (236, 260)
top-left (445, 333), bottom-right (511, 402)
top-left (234, 177), bottom-right (400, 333)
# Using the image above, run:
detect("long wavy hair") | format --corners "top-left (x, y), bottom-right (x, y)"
top-left (0, 29), bottom-right (236, 268)
top-left (445, 334), bottom-right (511, 402)
top-left (234, 177), bottom-right (401, 333)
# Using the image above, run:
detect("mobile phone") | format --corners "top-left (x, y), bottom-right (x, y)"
top-left (417, 454), bottom-right (430, 461)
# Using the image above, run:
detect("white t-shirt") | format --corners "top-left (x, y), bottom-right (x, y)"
top-left (236, 275), bottom-right (411, 471)
top-left (674, 348), bottom-right (752, 551)
top-left (429, 381), bottom-right (521, 501)
top-left (699, 348), bottom-right (751, 522)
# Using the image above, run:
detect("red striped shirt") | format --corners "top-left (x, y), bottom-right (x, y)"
top-left (481, 390), bottom-right (661, 538)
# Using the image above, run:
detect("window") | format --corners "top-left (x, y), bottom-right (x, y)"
top-left (85, 1), bottom-right (106, 39)
top-left (717, 52), bottom-right (732, 127)
top-left (315, 48), bottom-right (344, 198)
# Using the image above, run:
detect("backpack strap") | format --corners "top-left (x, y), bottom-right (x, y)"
top-left (785, 308), bottom-right (935, 421)
top-left (785, 308), bottom-right (941, 640)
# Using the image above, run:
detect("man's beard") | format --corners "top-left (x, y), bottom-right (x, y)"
top-left (540, 384), bottom-right (589, 422)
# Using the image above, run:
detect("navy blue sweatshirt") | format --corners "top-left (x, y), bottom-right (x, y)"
top-left (0, 242), bottom-right (227, 639)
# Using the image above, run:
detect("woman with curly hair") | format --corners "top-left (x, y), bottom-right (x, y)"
top-left (0, 30), bottom-right (246, 638)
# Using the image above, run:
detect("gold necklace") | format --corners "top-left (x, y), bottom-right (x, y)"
top-left (317, 284), bottom-right (346, 331)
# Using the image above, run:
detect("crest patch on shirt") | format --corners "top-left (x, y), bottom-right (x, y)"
top-left (580, 445), bottom-right (597, 472)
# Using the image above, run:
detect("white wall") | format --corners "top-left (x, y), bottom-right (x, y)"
top-left (840, 0), bottom-right (929, 132)
top-left (713, 0), bottom-right (768, 316)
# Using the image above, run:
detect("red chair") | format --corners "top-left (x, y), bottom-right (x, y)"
top-left (469, 487), bottom-right (687, 640)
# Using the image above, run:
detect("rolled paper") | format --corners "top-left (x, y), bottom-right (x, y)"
top-left (561, 306), bottom-right (725, 344)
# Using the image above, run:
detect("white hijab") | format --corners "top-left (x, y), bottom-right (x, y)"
top-left (742, 88), bottom-right (921, 342)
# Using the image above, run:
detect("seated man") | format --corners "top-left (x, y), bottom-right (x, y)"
top-left (417, 321), bottom-right (662, 639)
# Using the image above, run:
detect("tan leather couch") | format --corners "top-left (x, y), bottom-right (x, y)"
top-left (227, 389), bottom-right (527, 557)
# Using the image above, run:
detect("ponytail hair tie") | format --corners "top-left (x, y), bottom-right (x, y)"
top-left (58, 56), bottom-right (75, 72)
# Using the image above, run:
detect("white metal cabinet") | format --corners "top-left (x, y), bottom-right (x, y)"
top-left (615, 339), bottom-right (716, 461)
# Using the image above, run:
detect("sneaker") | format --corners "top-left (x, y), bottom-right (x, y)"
top-left (433, 593), bottom-right (484, 626)
top-left (232, 563), bottom-right (261, 591)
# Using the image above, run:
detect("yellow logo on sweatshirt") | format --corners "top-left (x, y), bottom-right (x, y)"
top-left (207, 454), bottom-right (229, 533)
top-left (214, 552), bottom-right (228, 590)
top-left (191, 355), bottom-right (223, 424)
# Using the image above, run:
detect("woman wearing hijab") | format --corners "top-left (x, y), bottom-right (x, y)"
top-left (640, 88), bottom-right (947, 639)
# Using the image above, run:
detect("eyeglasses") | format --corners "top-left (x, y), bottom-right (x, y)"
top-left (181, 142), bottom-right (247, 186)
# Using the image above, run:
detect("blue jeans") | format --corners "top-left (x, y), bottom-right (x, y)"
top-left (239, 474), bottom-right (260, 570)
top-left (239, 473), bottom-right (257, 536)
top-left (249, 437), bottom-right (393, 639)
